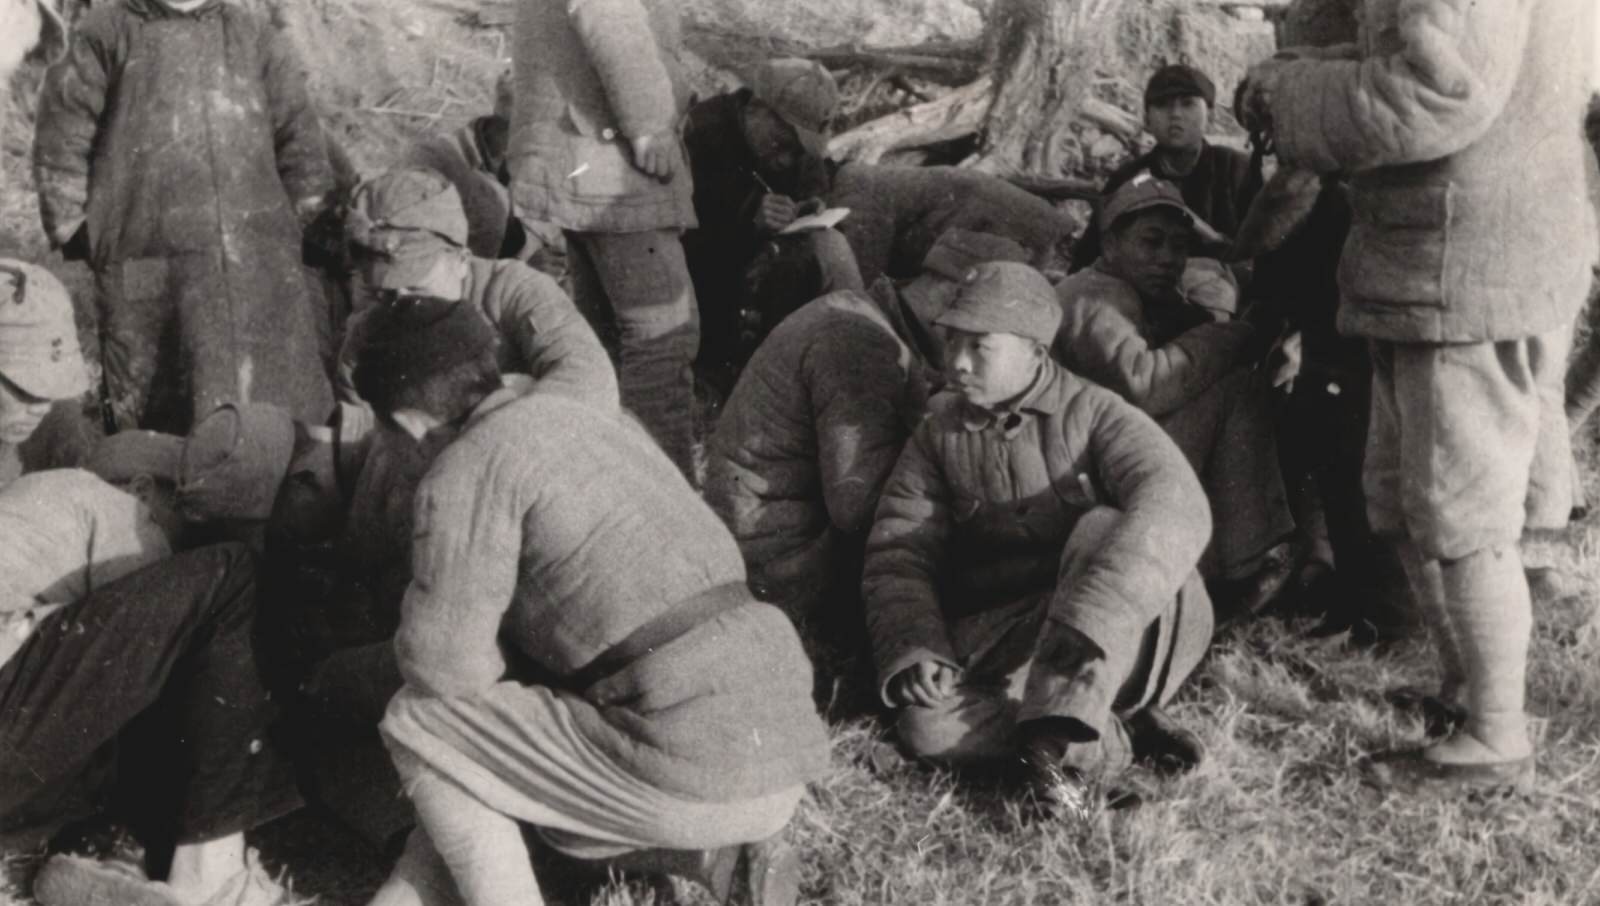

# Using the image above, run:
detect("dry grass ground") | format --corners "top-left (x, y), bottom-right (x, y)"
top-left (2, 3), bottom-right (1597, 903)
top-left (3, 451), bottom-right (1598, 906)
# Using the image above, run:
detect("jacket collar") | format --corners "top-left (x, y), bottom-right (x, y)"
top-left (956, 360), bottom-right (1078, 436)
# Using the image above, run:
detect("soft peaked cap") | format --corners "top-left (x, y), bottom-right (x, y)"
top-left (934, 261), bottom-right (1062, 345)
top-left (750, 58), bottom-right (840, 159)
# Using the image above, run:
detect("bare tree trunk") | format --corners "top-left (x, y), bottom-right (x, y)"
top-left (976, 0), bottom-right (1127, 177)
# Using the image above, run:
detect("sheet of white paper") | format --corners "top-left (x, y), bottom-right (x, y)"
top-left (778, 207), bottom-right (851, 236)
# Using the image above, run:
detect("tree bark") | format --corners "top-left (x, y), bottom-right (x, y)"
top-left (977, 0), bottom-right (1128, 177)
top-left (826, 76), bottom-right (994, 164)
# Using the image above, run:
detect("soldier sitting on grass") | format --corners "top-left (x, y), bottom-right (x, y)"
top-left (863, 262), bottom-right (1214, 820)
top-left (704, 228), bottom-right (1031, 688)
top-left (1054, 176), bottom-right (1300, 621)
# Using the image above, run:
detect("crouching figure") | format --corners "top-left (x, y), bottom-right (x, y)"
top-left (864, 262), bottom-right (1215, 818)
top-left (351, 296), bottom-right (830, 906)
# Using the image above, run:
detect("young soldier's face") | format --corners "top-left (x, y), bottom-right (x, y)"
top-left (1145, 95), bottom-right (1209, 151)
top-left (0, 372), bottom-right (52, 445)
top-left (943, 330), bottom-right (1043, 409)
top-left (1103, 209), bottom-right (1193, 300)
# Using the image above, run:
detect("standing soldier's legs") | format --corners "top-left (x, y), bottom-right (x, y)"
top-left (566, 230), bottom-right (699, 477)
top-left (1365, 334), bottom-right (1550, 782)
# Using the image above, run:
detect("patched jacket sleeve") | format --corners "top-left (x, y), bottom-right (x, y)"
top-left (260, 23), bottom-right (333, 206)
top-left (1262, 0), bottom-right (1532, 173)
top-left (567, 0), bottom-right (678, 139)
top-left (808, 329), bottom-right (918, 536)
top-left (861, 426), bottom-right (960, 704)
top-left (1055, 290), bottom-right (1253, 418)
top-left (394, 444), bottom-right (525, 697)
top-left (482, 266), bottom-right (620, 410)
top-left (32, 17), bottom-right (114, 247)
top-left (1052, 390), bottom-right (1212, 646)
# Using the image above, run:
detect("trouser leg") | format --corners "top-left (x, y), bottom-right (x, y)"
top-left (568, 230), bottom-right (699, 478)
top-left (0, 545), bottom-right (300, 845)
top-left (1301, 367), bottom-right (1412, 629)
top-left (1279, 382), bottom-right (1335, 572)
top-left (1016, 508), bottom-right (1189, 776)
top-left (96, 262), bottom-right (186, 433)
top-left (391, 749), bottom-right (543, 906)
top-left (1162, 369), bottom-right (1295, 578)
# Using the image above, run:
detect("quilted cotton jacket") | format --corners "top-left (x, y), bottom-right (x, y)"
top-left (1053, 264), bottom-right (1255, 418)
top-left (508, 0), bottom-right (696, 233)
top-left (704, 280), bottom-right (939, 596)
top-left (862, 361), bottom-right (1211, 697)
top-left (396, 389), bottom-right (830, 801)
top-left (1257, 0), bottom-right (1597, 342)
top-left (826, 163), bottom-right (1070, 285)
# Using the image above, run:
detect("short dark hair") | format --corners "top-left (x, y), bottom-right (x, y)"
top-left (363, 347), bottom-right (502, 426)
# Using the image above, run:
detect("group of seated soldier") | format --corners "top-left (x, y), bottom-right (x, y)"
top-left (0, 29), bottom-right (1590, 906)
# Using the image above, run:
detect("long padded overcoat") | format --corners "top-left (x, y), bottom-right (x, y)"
top-left (34, 0), bottom-right (335, 432)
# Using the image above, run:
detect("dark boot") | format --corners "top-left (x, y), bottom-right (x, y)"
top-left (1126, 706), bottom-right (1204, 775)
top-left (1211, 540), bottom-right (1302, 623)
top-left (1015, 719), bottom-right (1099, 824)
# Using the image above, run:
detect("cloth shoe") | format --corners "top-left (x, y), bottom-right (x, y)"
top-left (1126, 706), bottom-right (1204, 775)
top-left (1360, 748), bottom-right (1535, 795)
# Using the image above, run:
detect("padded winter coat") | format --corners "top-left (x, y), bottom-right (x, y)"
top-left (826, 163), bottom-right (1069, 285)
top-left (862, 361), bottom-right (1211, 694)
top-left (509, 0), bottom-right (695, 234)
top-left (33, 0), bottom-right (335, 431)
top-left (1053, 264), bottom-right (1255, 418)
top-left (397, 388), bottom-right (830, 801)
top-left (705, 280), bottom-right (938, 600)
top-left (1259, 0), bottom-right (1597, 342)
